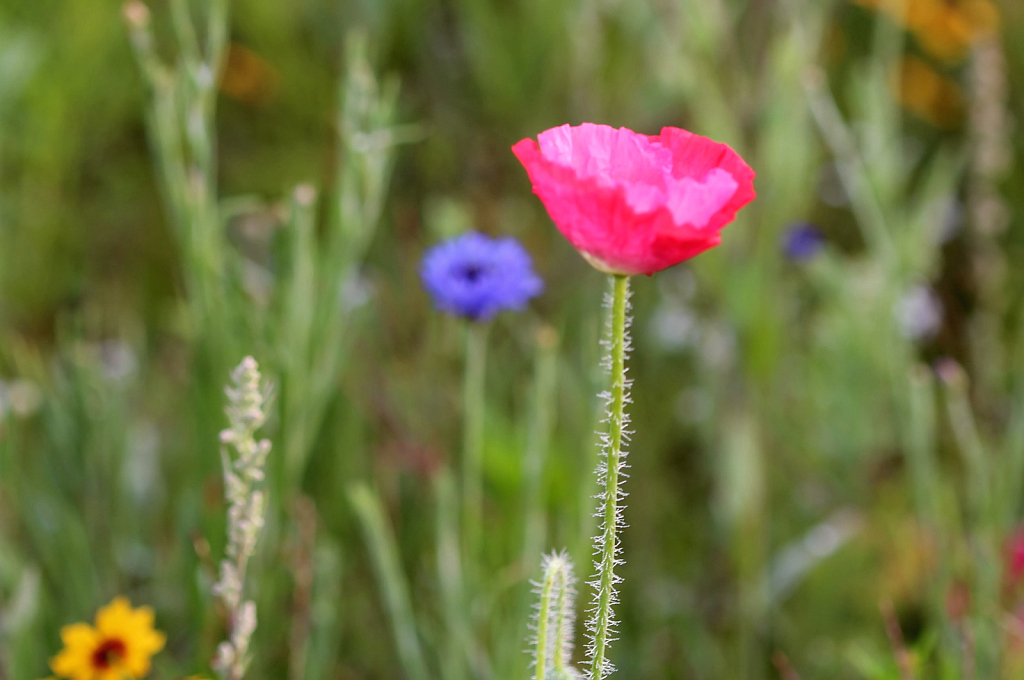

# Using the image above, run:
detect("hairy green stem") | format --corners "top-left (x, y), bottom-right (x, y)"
top-left (588, 275), bottom-right (631, 680)
top-left (552, 565), bottom-right (573, 678)
top-left (463, 322), bottom-right (489, 567)
top-left (533, 552), bottom-right (576, 680)
top-left (534, 568), bottom-right (555, 680)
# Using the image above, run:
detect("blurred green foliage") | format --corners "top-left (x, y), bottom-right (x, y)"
top-left (1, 0), bottom-right (1024, 678)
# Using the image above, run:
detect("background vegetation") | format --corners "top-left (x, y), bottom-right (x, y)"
top-left (1, 0), bottom-right (1024, 678)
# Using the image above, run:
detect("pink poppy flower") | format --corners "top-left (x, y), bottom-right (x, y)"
top-left (1008, 528), bottom-right (1024, 584)
top-left (512, 123), bottom-right (756, 276)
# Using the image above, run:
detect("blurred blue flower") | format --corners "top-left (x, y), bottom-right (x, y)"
top-left (421, 231), bottom-right (543, 321)
top-left (782, 223), bottom-right (825, 261)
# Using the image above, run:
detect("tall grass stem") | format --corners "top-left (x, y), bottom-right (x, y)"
top-left (522, 326), bottom-right (560, 569)
top-left (349, 484), bottom-right (430, 680)
top-left (941, 364), bottom-right (1000, 675)
top-left (435, 470), bottom-right (471, 680)
top-left (462, 322), bottom-right (489, 570)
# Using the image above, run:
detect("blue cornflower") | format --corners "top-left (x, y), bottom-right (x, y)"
top-left (781, 222), bottom-right (825, 261)
top-left (421, 231), bottom-right (543, 321)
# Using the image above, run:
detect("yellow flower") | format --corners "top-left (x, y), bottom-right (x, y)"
top-left (853, 0), bottom-right (999, 62)
top-left (50, 597), bottom-right (166, 680)
top-left (891, 56), bottom-right (965, 128)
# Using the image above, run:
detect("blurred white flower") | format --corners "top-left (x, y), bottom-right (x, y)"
top-left (99, 340), bottom-right (139, 384)
top-left (340, 270), bottom-right (375, 312)
top-left (649, 305), bottom-right (698, 352)
top-left (698, 322), bottom-right (737, 369)
top-left (124, 421), bottom-right (162, 504)
top-left (896, 286), bottom-right (943, 340)
top-left (3, 379), bottom-right (42, 418)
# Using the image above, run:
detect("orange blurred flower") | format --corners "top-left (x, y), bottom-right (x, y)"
top-left (853, 0), bottom-right (999, 62)
top-left (49, 597), bottom-right (166, 680)
top-left (891, 56), bottom-right (965, 128)
top-left (220, 43), bottom-right (279, 106)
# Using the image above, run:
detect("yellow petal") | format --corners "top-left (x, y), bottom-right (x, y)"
top-left (50, 644), bottom-right (96, 680)
top-left (51, 623), bottom-right (100, 680)
top-left (129, 606), bottom-right (155, 632)
top-left (123, 652), bottom-right (152, 678)
top-left (59, 623), bottom-right (99, 649)
top-left (95, 598), bottom-right (134, 637)
top-left (141, 629), bottom-right (167, 654)
top-left (123, 629), bottom-right (164, 676)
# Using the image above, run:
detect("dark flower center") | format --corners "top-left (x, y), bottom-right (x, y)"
top-left (92, 638), bottom-right (127, 669)
top-left (459, 263), bottom-right (487, 282)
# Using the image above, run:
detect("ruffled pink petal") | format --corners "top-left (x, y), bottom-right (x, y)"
top-left (513, 138), bottom-right (715, 274)
top-left (537, 124), bottom-right (673, 188)
top-left (513, 124), bottom-right (755, 275)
